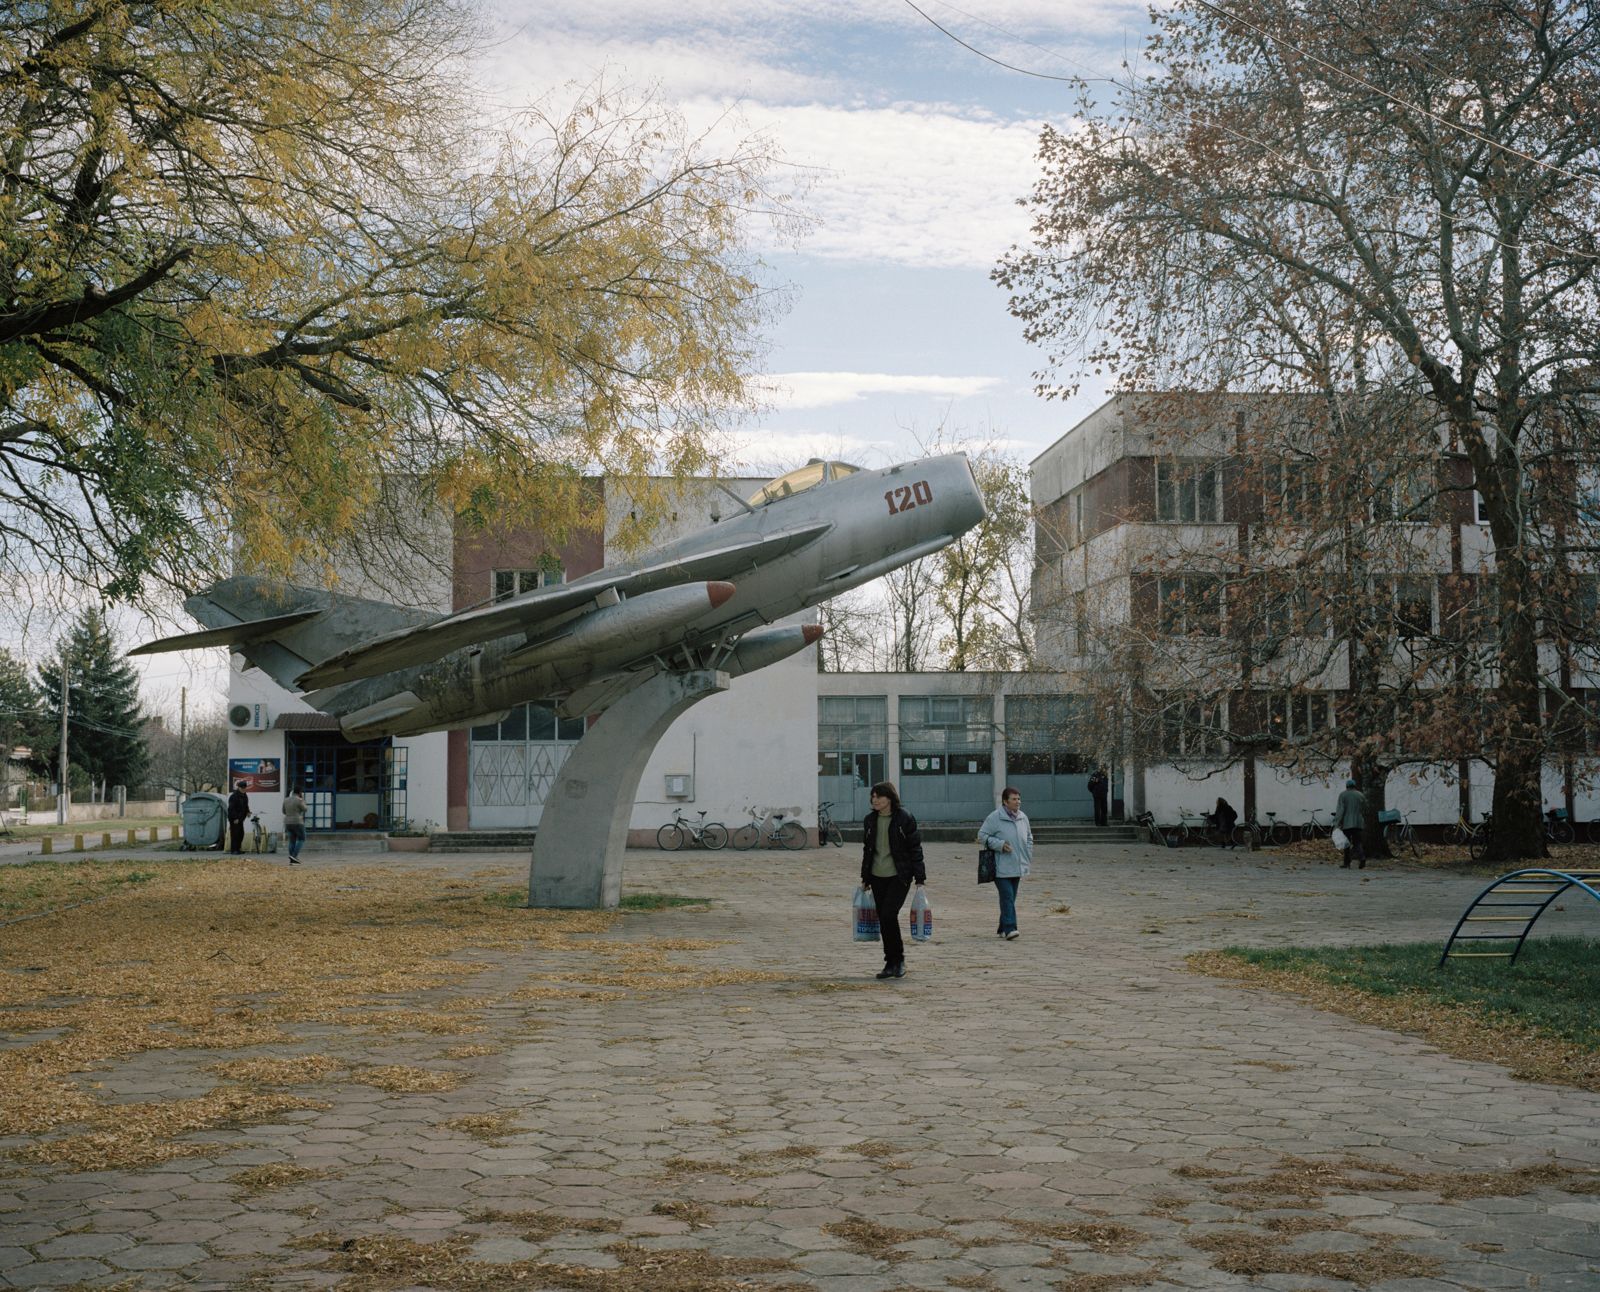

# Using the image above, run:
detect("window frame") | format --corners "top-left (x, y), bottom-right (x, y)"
top-left (1156, 460), bottom-right (1222, 524)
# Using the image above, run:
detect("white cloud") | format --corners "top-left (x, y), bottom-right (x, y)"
top-left (760, 370), bottom-right (1002, 410)
top-left (727, 101), bottom-right (1045, 267)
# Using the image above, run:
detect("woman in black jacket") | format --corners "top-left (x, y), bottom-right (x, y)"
top-left (860, 781), bottom-right (926, 979)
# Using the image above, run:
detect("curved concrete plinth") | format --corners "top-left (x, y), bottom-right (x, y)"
top-left (527, 669), bottom-right (729, 909)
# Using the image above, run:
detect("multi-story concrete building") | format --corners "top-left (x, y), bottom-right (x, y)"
top-left (1030, 392), bottom-right (1600, 828)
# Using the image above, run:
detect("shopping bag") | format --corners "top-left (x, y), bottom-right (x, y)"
top-left (1331, 827), bottom-right (1349, 852)
top-left (852, 885), bottom-right (880, 942)
top-left (977, 848), bottom-right (997, 884)
top-left (907, 887), bottom-right (932, 942)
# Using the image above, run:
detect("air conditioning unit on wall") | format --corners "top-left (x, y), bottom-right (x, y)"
top-left (228, 702), bottom-right (270, 731)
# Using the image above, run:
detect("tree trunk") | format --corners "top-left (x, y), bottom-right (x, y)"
top-left (1486, 548), bottom-right (1547, 863)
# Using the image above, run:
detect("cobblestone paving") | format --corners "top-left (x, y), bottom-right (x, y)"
top-left (3, 841), bottom-right (1600, 1290)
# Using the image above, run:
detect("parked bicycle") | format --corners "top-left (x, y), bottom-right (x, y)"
top-left (1242, 811), bottom-right (1293, 847)
top-left (1134, 810), bottom-right (1165, 846)
top-left (1545, 807), bottom-right (1577, 845)
top-left (816, 801), bottom-right (845, 848)
top-left (1469, 812), bottom-right (1494, 862)
top-left (731, 807), bottom-right (806, 850)
top-left (247, 812), bottom-right (272, 853)
top-left (657, 808), bottom-right (728, 851)
top-left (1379, 808), bottom-right (1420, 858)
top-left (1174, 806), bottom-right (1237, 848)
top-left (1300, 808), bottom-right (1334, 840)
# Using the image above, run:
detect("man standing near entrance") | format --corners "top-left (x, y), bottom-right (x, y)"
top-left (1088, 766), bottom-right (1110, 826)
top-left (227, 781), bottom-right (250, 854)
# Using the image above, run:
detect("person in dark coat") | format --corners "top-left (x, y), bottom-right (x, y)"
top-left (227, 781), bottom-right (250, 854)
top-left (1209, 796), bottom-right (1239, 850)
top-left (1087, 767), bottom-right (1110, 826)
top-left (859, 780), bottom-right (925, 980)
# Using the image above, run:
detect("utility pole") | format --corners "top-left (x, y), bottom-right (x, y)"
top-left (179, 686), bottom-right (188, 801)
top-left (56, 648), bottom-right (69, 826)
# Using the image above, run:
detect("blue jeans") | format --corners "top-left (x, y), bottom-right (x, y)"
top-left (286, 823), bottom-right (306, 858)
top-left (995, 876), bottom-right (1020, 933)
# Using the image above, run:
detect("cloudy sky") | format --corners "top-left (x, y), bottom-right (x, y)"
top-left (482, 0), bottom-right (1150, 472)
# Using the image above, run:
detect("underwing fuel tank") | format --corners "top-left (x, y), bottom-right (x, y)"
top-left (721, 624), bottom-right (823, 678)
top-left (505, 581), bottom-right (735, 669)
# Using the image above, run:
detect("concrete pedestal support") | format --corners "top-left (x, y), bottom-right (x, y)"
top-left (527, 669), bottom-right (730, 909)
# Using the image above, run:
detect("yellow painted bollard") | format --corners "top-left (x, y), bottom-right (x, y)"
top-left (148, 828), bottom-right (157, 842)
top-left (40, 836), bottom-right (52, 855)
top-left (127, 830), bottom-right (136, 845)
top-left (170, 825), bottom-right (179, 839)
top-left (74, 834), bottom-right (84, 851)
top-left (101, 832), bottom-right (111, 849)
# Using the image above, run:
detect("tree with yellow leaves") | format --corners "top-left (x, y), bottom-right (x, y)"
top-left (1, 1), bottom-right (788, 606)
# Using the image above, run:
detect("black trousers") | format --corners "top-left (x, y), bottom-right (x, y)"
top-left (229, 820), bottom-right (245, 853)
top-left (1091, 795), bottom-right (1108, 826)
top-left (869, 874), bottom-right (911, 966)
top-left (1341, 826), bottom-right (1366, 865)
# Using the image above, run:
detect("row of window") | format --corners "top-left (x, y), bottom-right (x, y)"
top-left (1070, 460), bottom-right (1600, 529)
top-left (1147, 574), bottom-right (1600, 641)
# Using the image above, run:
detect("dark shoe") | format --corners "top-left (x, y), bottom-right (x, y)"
top-left (1004, 930), bottom-right (1020, 940)
top-left (876, 965), bottom-right (895, 979)
top-left (1340, 860), bottom-right (1351, 868)
top-left (289, 857), bottom-right (301, 865)
top-left (890, 962), bottom-right (906, 978)
top-left (1358, 859), bottom-right (1366, 869)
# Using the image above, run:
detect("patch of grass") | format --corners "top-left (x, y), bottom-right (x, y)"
top-left (619, 892), bottom-right (711, 910)
top-left (822, 1218), bottom-right (932, 1260)
top-left (230, 1163), bottom-right (331, 1195)
top-left (0, 857), bottom-right (177, 921)
top-left (1195, 937), bottom-right (1600, 1089)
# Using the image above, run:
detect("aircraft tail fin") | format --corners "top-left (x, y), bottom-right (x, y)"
top-left (132, 576), bottom-right (440, 694)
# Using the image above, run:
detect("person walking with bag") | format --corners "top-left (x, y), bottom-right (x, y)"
top-left (282, 784), bottom-right (308, 865)
top-left (1334, 778), bottom-right (1369, 869)
top-left (860, 781), bottom-right (925, 980)
top-left (979, 787), bottom-right (1032, 940)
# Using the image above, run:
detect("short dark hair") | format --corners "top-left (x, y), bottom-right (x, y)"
top-left (235, 781), bottom-right (246, 791)
top-left (1001, 787), bottom-right (1020, 803)
top-left (870, 781), bottom-right (900, 811)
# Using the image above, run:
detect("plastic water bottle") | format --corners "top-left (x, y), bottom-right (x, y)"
top-left (908, 887), bottom-right (932, 941)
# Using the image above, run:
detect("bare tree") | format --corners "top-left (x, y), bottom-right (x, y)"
top-left (998, 0), bottom-right (1600, 859)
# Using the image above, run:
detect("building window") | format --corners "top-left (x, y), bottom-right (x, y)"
top-left (1157, 575), bottom-right (1222, 636)
top-left (1374, 576), bottom-right (1435, 639)
top-left (1372, 465), bottom-right (1433, 522)
top-left (1160, 698), bottom-right (1225, 758)
top-left (1156, 461), bottom-right (1221, 523)
top-left (493, 564), bottom-right (565, 602)
top-left (1004, 695), bottom-right (1090, 777)
top-left (1260, 584), bottom-right (1326, 638)
top-left (1473, 491), bottom-right (1490, 525)
top-left (818, 696), bottom-right (888, 789)
top-left (1263, 460), bottom-right (1322, 522)
top-left (471, 703), bottom-right (584, 743)
top-left (1264, 693), bottom-right (1333, 743)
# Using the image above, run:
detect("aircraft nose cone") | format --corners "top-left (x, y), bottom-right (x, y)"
top-left (707, 581), bottom-right (736, 609)
top-left (802, 624), bottom-right (824, 644)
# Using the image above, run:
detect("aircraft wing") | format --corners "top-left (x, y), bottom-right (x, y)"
top-left (294, 520), bottom-right (832, 688)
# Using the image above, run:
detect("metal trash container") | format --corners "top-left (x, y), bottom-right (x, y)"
top-left (180, 792), bottom-right (227, 851)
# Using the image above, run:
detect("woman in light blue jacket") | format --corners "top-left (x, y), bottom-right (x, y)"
top-left (979, 787), bottom-right (1033, 940)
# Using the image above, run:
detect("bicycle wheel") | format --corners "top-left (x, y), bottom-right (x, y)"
top-left (731, 824), bottom-right (759, 850)
top-left (1551, 819), bottom-right (1575, 845)
top-left (701, 823), bottom-right (728, 850)
top-left (1268, 821), bottom-right (1293, 846)
top-left (657, 823), bottom-right (685, 851)
top-left (777, 819), bottom-right (807, 850)
top-left (825, 822), bottom-right (845, 848)
top-left (1231, 824), bottom-right (1252, 848)
top-left (1468, 827), bottom-right (1491, 863)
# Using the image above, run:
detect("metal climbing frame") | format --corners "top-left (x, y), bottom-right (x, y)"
top-left (1438, 868), bottom-right (1600, 966)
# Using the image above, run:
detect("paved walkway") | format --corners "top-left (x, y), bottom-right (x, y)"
top-left (4, 841), bottom-right (1599, 1289)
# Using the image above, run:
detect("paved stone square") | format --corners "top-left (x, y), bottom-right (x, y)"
top-left (3, 839), bottom-right (1599, 1290)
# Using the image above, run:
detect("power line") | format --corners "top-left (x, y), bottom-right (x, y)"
top-left (901, 0), bottom-right (1082, 82)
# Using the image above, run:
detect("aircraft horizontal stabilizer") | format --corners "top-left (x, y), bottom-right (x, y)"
top-left (297, 522), bottom-right (831, 688)
top-left (129, 609), bottom-right (323, 656)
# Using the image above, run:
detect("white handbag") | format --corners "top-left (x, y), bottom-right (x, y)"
top-left (1331, 827), bottom-right (1349, 851)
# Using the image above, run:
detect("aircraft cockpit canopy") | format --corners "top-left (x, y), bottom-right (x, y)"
top-left (747, 459), bottom-right (861, 507)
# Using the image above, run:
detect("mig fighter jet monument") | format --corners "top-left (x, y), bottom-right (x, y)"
top-left (135, 454), bottom-right (987, 908)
